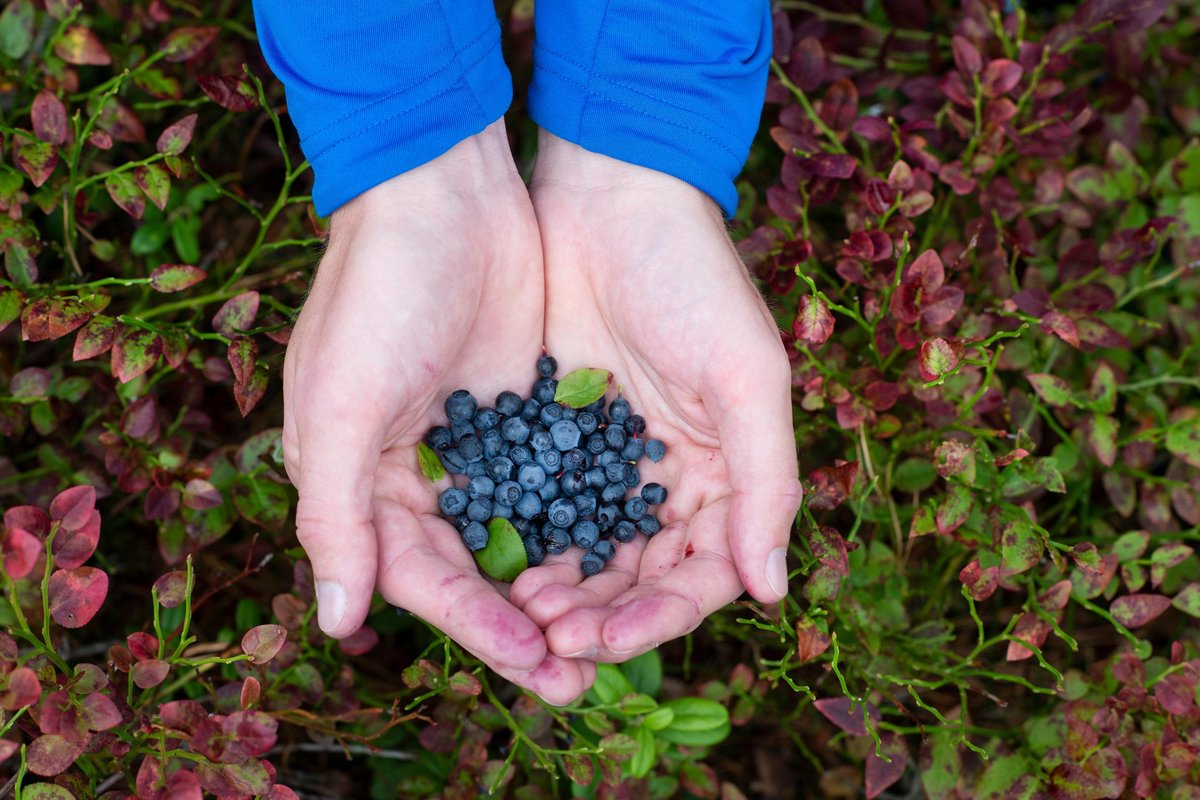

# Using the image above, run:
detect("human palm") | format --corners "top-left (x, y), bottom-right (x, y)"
top-left (510, 135), bottom-right (803, 660)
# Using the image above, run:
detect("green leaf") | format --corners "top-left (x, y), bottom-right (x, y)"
top-left (1088, 415), bottom-right (1119, 467)
top-left (131, 219), bottom-right (169, 256)
top-left (0, 286), bottom-right (21, 333)
top-left (892, 458), bottom-right (937, 493)
top-left (149, 264), bottom-right (206, 293)
top-left (1026, 373), bottom-right (1072, 407)
top-left (657, 697), bottom-right (730, 746)
top-left (0, 0), bottom-right (35, 59)
top-left (417, 442), bottom-right (445, 482)
top-left (1112, 531), bottom-right (1149, 563)
top-left (1166, 416), bottom-right (1200, 468)
top-left (554, 368), bottom-right (611, 409)
top-left (22, 785), bottom-right (75, 800)
top-left (1172, 583), bottom-right (1200, 618)
top-left (474, 518), bottom-right (526, 582)
top-left (619, 649), bottom-right (662, 697)
top-left (588, 663), bottom-right (635, 706)
top-left (231, 475), bottom-right (291, 530)
top-left (642, 707), bottom-right (675, 731)
top-left (171, 211), bottom-right (201, 263)
top-left (976, 755), bottom-right (1039, 800)
top-left (1001, 519), bottom-right (1043, 575)
top-left (105, 171), bottom-right (145, 219)
top-left (618, 693), bottom-right (658, 716)
top-left (630, 725), bottom-right (657, 779)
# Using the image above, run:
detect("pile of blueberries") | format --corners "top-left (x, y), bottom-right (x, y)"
top-left (424, 355), bottom-right (668, 577)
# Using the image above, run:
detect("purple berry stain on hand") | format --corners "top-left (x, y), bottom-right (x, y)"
top-left (420, 356), bottom-right (669, 581)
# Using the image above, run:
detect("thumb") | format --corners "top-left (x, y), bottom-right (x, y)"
top-left (292, 404), bottom-right (382, 639)
top-left (713, 352), bottom-right (803, 604)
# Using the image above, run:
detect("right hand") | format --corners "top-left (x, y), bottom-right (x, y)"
top-left (281, 121), bottom-right (594, 703)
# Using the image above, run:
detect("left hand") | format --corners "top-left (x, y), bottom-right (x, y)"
top-left (509, 132), bottom-right (803, 661)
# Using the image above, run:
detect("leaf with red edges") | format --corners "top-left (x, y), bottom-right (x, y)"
top-left (1041, 311), bottom-right (1080, 348)
top-left (2, 527), bottom-right (42, 579)
top-left (212, 291), bottom-right (259, 335)
top-left (111, 327), bottom-right (162, 383)
top-left (52, 510), bottom-right (99, 569)
top-left (981, 59), bottom-right (1022, 96)
top-left (73, 315), bottom-right (120, 360)
top-left (26, 734), bottom-right (86, 776)
top-left (198, 74), bottom-right (258, 112)
top-left (54, 25), bottom-right (110, 64)
top-left (814, 697), bottom-right (878, 736)
top-left (222, 710), bottom-right (278, 758)
top-left (31, 91), bottom-right (68, 146)
top-left (160, 25), bottom-right (219, 61)
top-left (234, 366), bottom-right (268, 417)
top-left (50, 484), bottom-right (96, 530)
top-left (15, 137), bottom-right (57, 187)
top-left (959, 560), bottom-right (998, 601)
top-left (918, 338), bottom-right (959, 381)
top-left (0, 666), bottom-right (41, 710)
top-left (48, 567), bottom-right (108, 628)
top-left (79, 693), bottom-right (120, 731)
top-left (149, 264), bottom-right (205, 293)
top-left (795, 616), bottom-right (831, 662)
top-left (105, 171), bottom-right (145, 219)
top-left (156, 113), bottom-right (197, 155)
top-left (793, 294), bottom-right (834, 345)
top-left (807, 461), bottom-right (858, 510)
top-left (865, 732), bottom-right (909, 799)
top-left (1110, 594), bottom-right (1172, 628)
top-left (135, 163), bottom-right (171, 211)
top-left (226, 336), bottom-right (258, 386)
top-left (131, 658), bottom-right (169, 688)
top-left (242, 624), bottom-right (287, 664)
top-left (127, 631), bottom-right (158, 661)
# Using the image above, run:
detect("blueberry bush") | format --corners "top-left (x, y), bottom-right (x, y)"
top-left (0, 0), bottom-right (1198, 797)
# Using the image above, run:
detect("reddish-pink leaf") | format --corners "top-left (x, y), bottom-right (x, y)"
top-left (234, 366), bottom-right (269, 417)
top-left (14, 137), bottom-right (57, 187)
top-left (0, 666), bottom-right (41, 710)
top-left (197, 74), bottom-right (258, 112)
top-left (241, 624), bottom-right (287, 664)
top-left (794, 616), bottom-right (831, 663)
top-left (1154, 670), bottom-right (1195, 715)
top-left (819, 79), bottom-right (858, 133)
top-left (221, 710), bottom-right (278, 758)
top-left (127, 631), bottom-right (158, 661)
top-left (922, 286), bottom-right (964, 326)
top-left (2, 527), bottom-right (42, 580)
top-left (793, 294), bottom-right (834, 345)
top-left (50, 484), bottom-right (96, 530)
top-left (31, 91), bottom-right (68, 146)
top-left (162, 769), bottom-right (202, 800)
top-left (814, 697), bottom-right (879, 736)
top-left (105, 171), bottom-right (145, 219)
top-left (337, 625), bottom-right (380, 656)
top-left (111, 327), bottom-right (162, 383)
top-left (5, 505), bottom-right (50, 537)
top-left (9, 366), bottom-right (49, 399)
top-left (1006, 612), bottom-right (1052, 660)
top-left (226, 336), bottom-right (258, 386)
top-left (183, 479), bottom-right (222, 511)
top-left (240, 675), bottom-right (262, 708)
top-left (918, 338), bottom-right (959, 381)
top-left (80, 693), bottom-right (121, 731)
top-left (981, 58), bottom-right (1023, 96)
top-left (266, 786), bottom-right (301, 800)
top-left (1039, 580), bottom-right (1073, 612)
top-left (98, 99), bottom-right (145, 143)
top-left (1110, 594), bottom-right (1172, 628)
top-left (73, 315), bottom-right (120, 361)
top-left (959, 560), bottom-right (998, 601)
top-left (156, 113), bottom-right (198, 155)
top-left (1041, 311), bottom-right (1081, 348)
top-left (802, 153), bottom-right (857, 179)
top-left (52, 509), bottom-right (99, 569)
top-left (121, 395), bottom-right (159, 440)
top-left (212, 291), bottom-right (259, 335)
top-left (951, 35), bottom-right (982, 76)
top-left (807, 461), bottom-right (858, 510)
top-left (27, 734), bottom-right (86, 776)
top-left (87, 129), bottom-right (112, 150)
top-left (134, 163), bottom-right (170, 211)
top-left (54, 25), bottom-right (110, 65)
top-left (153, 570), bottom-right (188, 608)
top-left (47, 567), bottom-right (109, 628)
top-left (865, 732), bottom-right (909, 800)
top-left (131, 658), bottom-right (169, 689)
top-left (160, 25), bottom-right (219, 62)
top-left (159, 700), bottom-right (208, 735)
top-left (144, 486), bottom-right (180, 521)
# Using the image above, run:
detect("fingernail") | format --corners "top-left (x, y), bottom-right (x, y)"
top-left (316, 581), bottom-right (347, 634)
top-left (561, 646), bottom-right (598, 659)
top-left (610, 642), bottom-right (658, 657)
top-left (766, 548), bottom-right (789, 598)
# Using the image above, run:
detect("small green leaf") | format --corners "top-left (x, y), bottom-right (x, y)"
top-left (1172, 583), bottom-right (1200, 618)
top-left (554, 367), bottom-right (611, 409)
top-left (1026, 373), bottom-right (1072, 407)
top-left (474, 518), bottom-right (527, 582)
top-left (630, 725), bottom-right (657, 779)
top-left (657, 697), bottom-right (730, 745)
top-left (620, 649), bottom-right (663, 697)
top-left (0, 286), bottom-right (21, 333)
top-left (417, 442), bottom-right (445, 482)
top-left (588, 663), bottom-right (635, 706)
top-left (0, 0), bottom-right (35, 59)
top-left (1166, 416), bottom-right (1200, 468)
top-left (618, 693), bottom-right (658, 716)
top-left (642, 707), bottom-right (675, 731)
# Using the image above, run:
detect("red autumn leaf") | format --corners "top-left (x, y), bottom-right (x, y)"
top-left (73, 315), bottom-right (120, 360)
top-left (922, 286), bottom-right (964, 326)
top-left (50, 484), bottom-right (96, 530)
top-left (160, 25), bottom-right (219, 61)
top-left (47, 567), bottom-right (109, 628)
top-left (127, 631), bottom-right (158, 661)
top-left (21, 297), bottom-right (93, 343)
top-left (1110, 593), bottom-right (1172, 628)
top-left (337, 625), bottom-right (380, 656)
top-left (183, 479), bottom-right (222, 510)
top-left (814, 697), bottom-right (879, 736)
top-left (267, 787), bottom-right (301, 800)
top-left (226, 336), bottom-right (258, 386)
top-left (79, 693), bottom-right (121, 731)
top-left (131, 658), bottom-right (169, 689)
top-left (981, 58), bottom-right (1023, 96)
top-left (14, 136), bottom-right (57, 187)
top-left (801, 153), bottom-right (857, 179)
top-left (785, 36), bottom-right (825, 90)
top-left (819, 79), bottom-right (858, 133)
top-left (156, 113), bottom-right (198, 155)
top-left (1041, 310), bottom-right (1081, 348)
top-left (864, 380), bottom-right (898, 411)
top-left (198, 74), bottom-right (258, 112)
top-left (951, 35), bottom-right (982, 76)
top-left (936, 484), bottom-right (974, 535)
top-left (144, 486), bottom-right (180, 521)
top-left (87, 129), bottom-right (112, 150)
top-left (97, 99), bottom-right (145, 143)
top-left (995, 447), bottom-right (1030, 467)
top-left (162, 769), bottom-right (203, 800)
top-left (241, 675), bottom-right (262, 708)
top-left (159, 700), bottom-right (208, 735)
top-left (135, 163), bottom-right (171, 211)
top-left (234, 366), bottom-right (269, 417)
top-left (221, 710), bottom-right (278, 758)
top-left (959, 560), bottom-right (998, 601)
top-left (31, 90), bottom-right (68, 146)
top-left (26, 734), bottom-right (86, 776)
top-left (121, 395), bottom-right (159, 439)
top-left (807, 460), bottom-right (859, 510)
top-left (9, 366), bottom-right (49, 398)
top-left (1039, 580), bottom-right (1073, 611)
top-left (136, 755), bottom-right (163, 798)
top-left (1006, 612), bottom-right (1052, 660)
top-left (0, 666), bottom-right (41, 710)
top-left (153, 570), bottom-right (188, 608)
top-left (105, 171), bottom-right (145, 219)
top-left (212, 291), bottom-right (259, 335)
top-left (918, 337), bottom-right (960, 381)
top-left (794, 616), bottom-right (831, 662)
top-left (5, 505), bottom-right (50, 537)
top-left (2, 527), bottom-right (42, 580)
top-left (939, 160), bottom-right (976, 194)
top-left (111, 327), bottom-right (162, 383)
top-left (1155, 671), bottom-right (1196, 715)
top-left (54, 25), bottom-right (110, 65)
top-left (793, 294), bottom-right (834, 345)
top-left (51, 510), bottom-right (99, 569)
top-left (241, 624), bottom-right (287, 664)
top-left (865, 732), bottom-right (909, 800)
top-left (810, 525), bottom-right (850, 577)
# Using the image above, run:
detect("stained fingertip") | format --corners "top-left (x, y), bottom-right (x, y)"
top-left (545, 606), bottom-right (612, 659)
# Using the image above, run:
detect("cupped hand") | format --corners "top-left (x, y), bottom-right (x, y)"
top-left (282, 122), bottom-right (593, 703)
top-left (510, 132), bottom-right (803, 661)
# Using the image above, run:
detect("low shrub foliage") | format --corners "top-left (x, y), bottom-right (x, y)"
top-left (0, 0), bottom-right (1197, 797)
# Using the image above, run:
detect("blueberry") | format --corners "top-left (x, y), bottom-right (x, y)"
top-left (512, 517), bottom-right (532, 535)
top-left (586, 434), bottom-right (607, 455)
top-left (445, 389), bottom-right (478, 422)
top-left (604, 462), bottom-right (628, 484)
top-left (515, 491), bottom-right (543, 519)
top-left (425, 426), bottom-right (453, 452)
top-left (450, 419), bottom-right (474, 442)
top-left (495, 481), bottom-right (522, 506)
top-left (524, 535), bottom-right (546, 567)
top-left (623, 465), bottom-right (640, 488)
top-left (641, 483), bottom-right (668, 505)
top-left (624, 496), bottom-right (648, 520)
top-left (596, 449), bottom-right (619, 466)
top-left (535, 448), bottom-right (562, 473)
top-left (467, 476), bottom-right (496, 500)
top-left (548, 498), bottom-right (578, 529)
top-left (496, 390), bottom-right (522, 417)
top-left (539, 402), bottom-right (564, 426)
top-left (604, 425), bottom-right (626, 450)
top-left (462, 521), bottom-right (489, 551)
top-left (464, 461), bottom-right (487, 479)
top-left (550, 420), bottom-right (582, 451)
top-left (637, 516), bottom-right (661, 535)
top-left (545, 526), bottom-right (571, 555)
top-left (576, 412), bottom-right (599, 436)
top-left (580, 552), bottom-right (604, 576)
top-left (454, 515), bottom-right (472, 532)
top-left (466, 498), bottom-right (492, 522)
top-left (492, 502), bottom-right (513, 519)
top-left (561, 406), bottom-right (578, 422)
top-left (608, 397), bottom-right (631, 424)
top-left (520, 398), bottom-right (541, 422)
top-left (473, 408), bottom-right (500, 431)
top-left (602, 482), bottom-right (627, 503)
top-left (562, 448), bottom-right (589, 472)
top-left (518, 464), bottom-right (547, 491)
top-left (501, 417), bottom-right (530, 445)
top-left (458, 435), bottom-right (484, 463)
top-left (509, 445), bottom-right (533, 466)
top-left (560, 470), bottom-right (586, 496)
top-left (530, 429), bottom-right (554, 452)
top-left (624, 415), bottom-right (646, 435)
top-left (613, 520), bottom-right (637, 543)
top-left (584, 396), bottom-right (607, 415)
top-left (573, 492), bottom-right (598, 518)
top-left (486, 457), bottom-right (514, 483)
top-left (597, 503), bottom-right (619, 526)
top-left (584, 467), bottom-right (607, 489)
top-left (644, 439), bottom-right (666, 463)
top-left (593, 540), bottom-right (616, 562)
top-left (438, 488), bottom-right (469, 516)
top-left (538, 479), bottom-right (560, 502)
top-left (572, 520), bottom-right (600, 549)
top-left (621, 438), bottom-right (646, 461)
top-left (441, 449), bottom-right (467, 475)
top-left (481, 428), bottom-right (505, 459)
top-left (537, 354), bottom-right (558, 378)
top-left (532, 377), bottom-right (558, 406)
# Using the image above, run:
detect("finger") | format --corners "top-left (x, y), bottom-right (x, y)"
top-left (291, 386), bottom-right (384, 639)
top-left (520, 535), bottom-right (646, 628)
top-left (509, 551), bottom-right (585, 611)
top-left (710, 346), bottom-right (803, 604)
top-left (375, 500), bottom-right (547, 671)
top-left (491, 654), bottom-right (596, 707)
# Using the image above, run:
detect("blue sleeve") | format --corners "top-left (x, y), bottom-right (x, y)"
top-left (526, 1), bottom-right (773, 217)
top-left (251, 1), bottom-right (513, 217)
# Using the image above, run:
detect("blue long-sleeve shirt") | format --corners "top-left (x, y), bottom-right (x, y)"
top-left (251, 1), bottom-right (771, 218)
